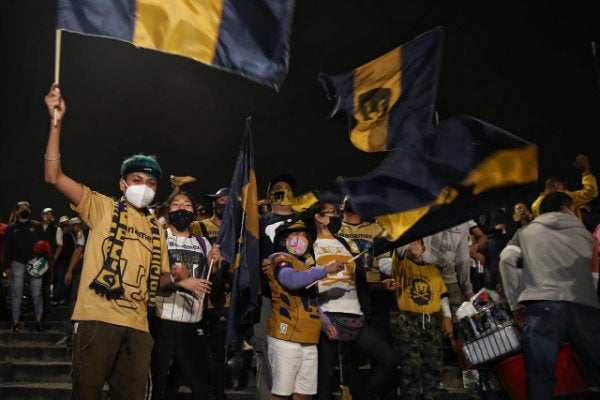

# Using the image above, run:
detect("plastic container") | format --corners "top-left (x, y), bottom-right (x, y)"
top-left (494, 343), bottom-right (588, 400)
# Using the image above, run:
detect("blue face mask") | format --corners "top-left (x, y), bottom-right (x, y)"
top-left (168, 209), bottom-right (195, 232)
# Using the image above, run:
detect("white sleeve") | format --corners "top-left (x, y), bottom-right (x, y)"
top-left (376, 256), bottom-right (392, 276)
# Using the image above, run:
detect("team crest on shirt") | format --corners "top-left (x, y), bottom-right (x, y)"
top-left (279, 322), bottom-right (288, 334)
top-left (410, 278), bottom-right (432, 306)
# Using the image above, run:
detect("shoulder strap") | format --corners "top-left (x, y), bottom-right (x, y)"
top-left (192, 233), bottom-right (208, 256)
top-left (335, 235), bottom-right (358, 255)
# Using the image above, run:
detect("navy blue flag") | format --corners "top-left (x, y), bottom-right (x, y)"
top-left (319, 26), bottom-right (444, 152)
top-left (216, 117), bottom-right (260, 345)
top-left (57, 0), bottom-right (295, 89)
top-left (337, 116), bottom-right (538, 253)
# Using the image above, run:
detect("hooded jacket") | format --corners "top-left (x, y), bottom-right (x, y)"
top-left (499, 211), bottom-right (599, 311)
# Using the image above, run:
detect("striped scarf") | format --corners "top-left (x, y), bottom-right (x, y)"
top-left (89, 199), bottom-right (162, 310)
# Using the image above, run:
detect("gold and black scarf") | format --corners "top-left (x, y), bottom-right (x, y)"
top-left (89, 199), bottom-right (162, 310)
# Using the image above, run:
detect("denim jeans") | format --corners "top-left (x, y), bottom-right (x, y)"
top-left (523, 300), bottom-right (600, 400)
top-left (11, 260), bottom-right (44, 322)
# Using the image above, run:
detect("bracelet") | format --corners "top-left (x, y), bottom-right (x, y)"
top-left (44, 153), bottom-right (61, 161)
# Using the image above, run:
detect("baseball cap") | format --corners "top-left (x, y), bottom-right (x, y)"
top-left (266, 174), bottom-right (296, 195)
top-left (69, 217), bottom-right (82, 225)
top-left (205, 187), bottom-right (230, 200)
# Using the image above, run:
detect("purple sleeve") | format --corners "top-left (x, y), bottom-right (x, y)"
top-left (320, 307), bottom-right (331, 331)
top-left (276, 264), bottom-right (328, 290)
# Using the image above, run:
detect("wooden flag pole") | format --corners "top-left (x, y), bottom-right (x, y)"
top-left (53, 29), bottom-right (62, 127)
top-left (198, 258), bottom-right (215, 303)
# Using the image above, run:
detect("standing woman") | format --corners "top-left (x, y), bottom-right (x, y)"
top-left (306, 201), bottom-right (399, 400)
top-left (150, 191), bottom-right (220, 400)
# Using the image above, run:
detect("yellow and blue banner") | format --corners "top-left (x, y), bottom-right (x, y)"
top-left (337, 116), bottom-right (538, 252)
top-left (57, 0), bottom-right (295, 88)
top-left (291, 190), bottom-right (343, 212)
top-left (216, 117), bottom-right (260, 344)
top-left (319, 26), bottom-right (444, 152)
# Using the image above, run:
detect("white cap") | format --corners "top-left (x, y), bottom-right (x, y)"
top-left (59, 216), bottom-right (69, 224)
top-left (42, 208), bottom-right (54, 214)
top-left (69, 217), bottom-right (82, 225)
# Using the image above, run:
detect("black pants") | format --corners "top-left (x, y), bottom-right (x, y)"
top-left (150, 318), bottom-right (211, 400)
top-left (317, 322), bottom-right (399, 400)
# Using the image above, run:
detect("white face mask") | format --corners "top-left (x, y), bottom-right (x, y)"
top-left (124, 182), bottom-right (156, 209)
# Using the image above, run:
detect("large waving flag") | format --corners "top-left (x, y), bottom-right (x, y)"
top-left (57, 0), bottom-right (295, 88)
top-left (319, 26), bottom-right (444, 152)
top-left (338, 116), bottom-right (538, 253)
top-left (216, 117), bottom-right (260, 344)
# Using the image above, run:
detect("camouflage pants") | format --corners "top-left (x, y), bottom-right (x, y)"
top-left (390, 311), bottom-right (443, 400)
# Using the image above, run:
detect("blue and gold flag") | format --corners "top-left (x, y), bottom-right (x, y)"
top-left (57, 0), bottom-right (295, 88)
top-left (216, 117), bottom-right (260, 344)
top-left (319, 26), bottom-right (444, 152)
top-left (337, 116), bottom-right (538, 252)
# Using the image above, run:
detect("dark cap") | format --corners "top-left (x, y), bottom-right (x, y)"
top-left (267, 174), bottom-right (296, 195)
top-left (120, 154), bottom-right (163, 180)
top-left (205, 187), bottom-right (230, 200)
top-left (273, 218), bottom-right (314, 246)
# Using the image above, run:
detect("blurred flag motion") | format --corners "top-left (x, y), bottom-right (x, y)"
top-left (216, 117), bottom-right (260, 345)
top-left (57, 0), bottom-right (295, 88)
top-left (337, 116), bottom-right (538, 253)
top-left (319, 26), bottom-right (444, 152)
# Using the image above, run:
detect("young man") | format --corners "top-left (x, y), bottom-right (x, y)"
top-left (252, 174), bottom-right (298, 400)
top-left (3, 201), bottom-right (46, 332)
top-left (500, 191), bottom-right (600, 399)
top-left (192, 186), bottom-right (233, 400)
top-left (531, 154), bottom-right (597, 221)
top-left (44, 83), bottom-right (175, 400)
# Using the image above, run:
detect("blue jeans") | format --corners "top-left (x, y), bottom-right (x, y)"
top-left (523, 300), bottom-right (600, 400)
top-left (11, 260), bottom-right (44, 322)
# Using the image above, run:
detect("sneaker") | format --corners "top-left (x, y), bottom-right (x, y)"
top-left (35, 323), bottom-right (43, 333)
top-left (11, 323), bottom-right (20, 333)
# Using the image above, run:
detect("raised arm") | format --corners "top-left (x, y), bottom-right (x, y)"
top-left (44, 83), bottom-right (83, 206)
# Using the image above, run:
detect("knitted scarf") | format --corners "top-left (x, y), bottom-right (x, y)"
top-left (89, 199), bottom-right (162, 310)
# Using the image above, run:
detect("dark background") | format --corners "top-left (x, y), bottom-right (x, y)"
top-left (1, 1), bottom-right (599, 221)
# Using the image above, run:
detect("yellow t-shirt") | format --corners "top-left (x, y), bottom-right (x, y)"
top-left (72, 186), bottom-right (170, 332)
top-left (392, 253), bottom-right (448, 315)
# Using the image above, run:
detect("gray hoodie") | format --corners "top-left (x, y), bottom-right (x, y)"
top-left (499, 211), bottom-right (599, 311)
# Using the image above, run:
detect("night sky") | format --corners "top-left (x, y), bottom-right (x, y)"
top-left (1, 1), bottom-right (599, 220)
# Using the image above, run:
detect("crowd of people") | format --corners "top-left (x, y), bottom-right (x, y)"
top-left (1, 83), bottom-right (600, 400)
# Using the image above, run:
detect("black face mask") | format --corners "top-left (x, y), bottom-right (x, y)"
top-left (19, 210), bottom-right (31, 220)
top-left (214, 203), bottom-right (226, 219)
top-left (327, 216), bottom-right (342, 234)
top-left (343, 202), bottom-right (355, 214)
top-left (168, 209), bottom-right (195, 232)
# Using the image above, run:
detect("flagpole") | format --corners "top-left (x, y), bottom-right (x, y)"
top-left (198, 258), bottom-right (215, 303)
top-left (53, 29), bottom-right (62, 127)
